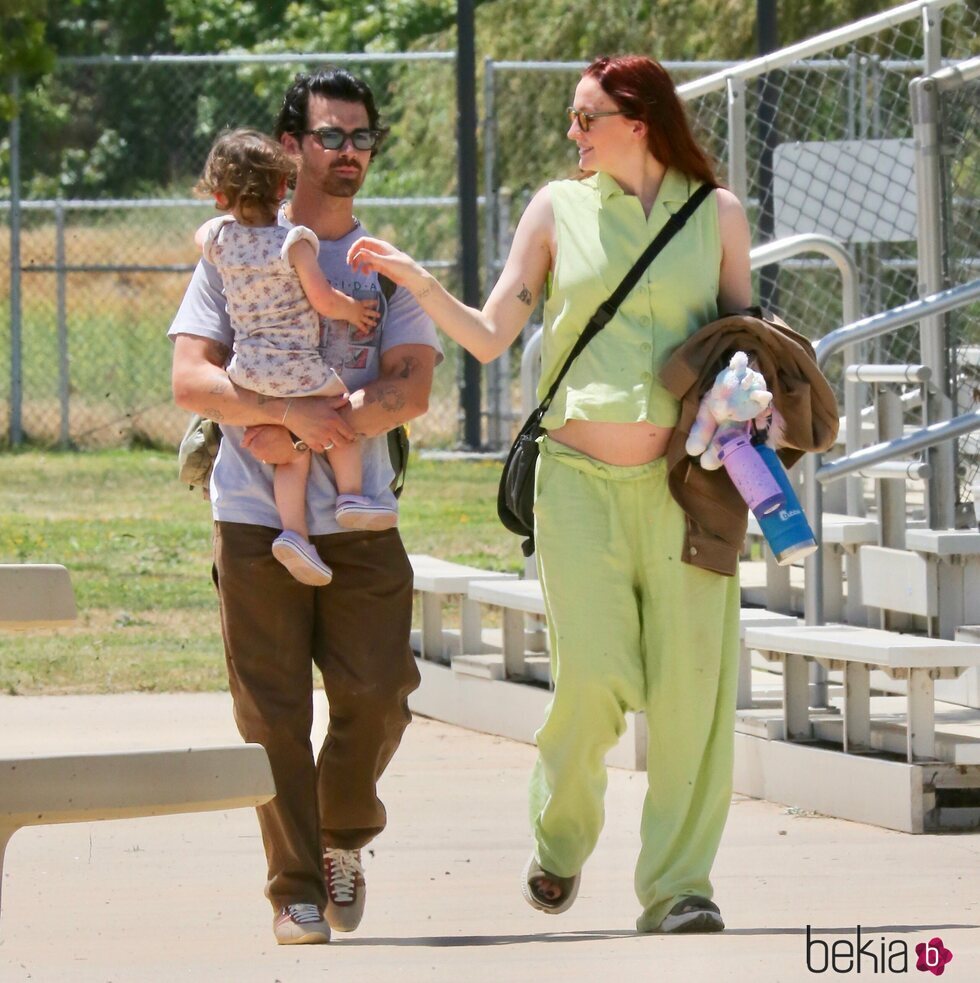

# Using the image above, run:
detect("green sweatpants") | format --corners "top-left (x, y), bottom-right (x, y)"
top-left (530, 436), bottom-right (741, 932)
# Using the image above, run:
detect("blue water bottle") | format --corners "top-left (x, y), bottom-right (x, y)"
top-left (754, 444), bottom-right (818, 566)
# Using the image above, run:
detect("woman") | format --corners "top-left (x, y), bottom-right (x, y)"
top-left (349, 55), bottom-right (752, 934)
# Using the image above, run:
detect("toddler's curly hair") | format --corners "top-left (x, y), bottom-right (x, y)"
top-left (196, 128), bottom-right (297, 224)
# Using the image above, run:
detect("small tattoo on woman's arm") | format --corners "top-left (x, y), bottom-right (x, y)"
top-left (517, 283), bottom-right (533, 306)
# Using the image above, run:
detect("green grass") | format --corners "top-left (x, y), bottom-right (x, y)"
top-left (0, 448), bottom-right (517, 695)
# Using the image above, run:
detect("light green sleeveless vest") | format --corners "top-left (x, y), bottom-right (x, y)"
top-left (540, 168), bottom-right (721, 429)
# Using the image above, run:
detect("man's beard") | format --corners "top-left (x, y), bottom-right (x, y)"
top-left (322, 160), bottom-right (365, 198)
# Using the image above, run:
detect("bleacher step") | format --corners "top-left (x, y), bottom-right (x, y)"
top-left (452, 652), bottom-right (550, 686)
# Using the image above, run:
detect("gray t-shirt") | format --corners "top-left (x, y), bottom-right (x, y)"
top-left (169, 216), bottom-right (443, 535)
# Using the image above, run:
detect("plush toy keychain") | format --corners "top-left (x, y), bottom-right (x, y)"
top-left (685, 351), bottom-right (773, 470)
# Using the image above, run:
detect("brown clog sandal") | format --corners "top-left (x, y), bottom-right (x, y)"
top-left (521, 854), bottom-right (581, 914)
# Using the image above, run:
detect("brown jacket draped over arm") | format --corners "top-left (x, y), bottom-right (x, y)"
top-left (659, 309), bottom-right (840, 576)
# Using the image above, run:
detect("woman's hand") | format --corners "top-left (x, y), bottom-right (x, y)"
top-left (347, 236), bottom-right (428, 293)
top-left (348, 186), bottom-right (553, 365)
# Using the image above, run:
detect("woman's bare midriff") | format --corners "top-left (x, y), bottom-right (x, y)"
top-left (545, 419), bottom-right (672, 466)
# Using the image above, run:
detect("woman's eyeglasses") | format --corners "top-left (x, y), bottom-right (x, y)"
top-left (302, 127), bottom-right (385, 151)
top-left (566, 107), bottom-right (625, 132)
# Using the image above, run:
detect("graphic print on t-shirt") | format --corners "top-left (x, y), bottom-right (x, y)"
top-left (316, 280), bottom-right (388, 380)
top-left (344, 346), bottom-right (371, 370)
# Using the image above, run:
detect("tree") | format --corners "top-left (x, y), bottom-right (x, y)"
top-left (0, 0), bottom-right (58, 120)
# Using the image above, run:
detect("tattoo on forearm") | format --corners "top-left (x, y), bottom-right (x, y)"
top-left (207, 380), bottom-right (231, 396)
top-left (374, 385), bottom-right (406, 413)
top-left (517, 283), bottom-right (533, 306)
top-left (398, 355), bottom-right (420, 380)
top-left (414, 284), bottom-right (432, 300)
top-left (202, 407), bottom-right (224, 422)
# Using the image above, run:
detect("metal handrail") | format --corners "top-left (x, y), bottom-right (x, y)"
top-left (679, 0), bottom-right (960, 99)
top-left (750, 235), bottom-right (860, 324)
top-left (844, 364), bottom-right (931, 384)
top-left (804, 278), bottom-right (980, 626)
top-left (927, 53), bottom-right (980, 89)
top-left (816, 410), bottom-right (980, 484)
top-left (815, 279), bottom-right (980, 369)
top-left (750, 234), bottom-right (865, 510)
top-left (858, 461), bottom-right (932, 481)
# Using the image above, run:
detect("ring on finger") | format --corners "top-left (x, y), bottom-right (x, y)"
top-left (324, 441), bottom-right (335, 451)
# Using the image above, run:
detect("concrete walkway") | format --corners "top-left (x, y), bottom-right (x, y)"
top-left (0, 692), bottom-right (977, 982)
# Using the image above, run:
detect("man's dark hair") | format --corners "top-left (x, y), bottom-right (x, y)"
top-left (274, 68), bottom-right (387, 158)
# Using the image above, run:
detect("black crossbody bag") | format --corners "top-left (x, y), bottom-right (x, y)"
top-left (497, 183), bottom-right (714, 557)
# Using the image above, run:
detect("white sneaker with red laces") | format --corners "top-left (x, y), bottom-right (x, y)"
top-left (323, 847), bottom-right (366, 932)
top-left (273, 903), bottom-right (331, 945)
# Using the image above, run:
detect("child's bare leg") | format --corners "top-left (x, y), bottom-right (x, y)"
top-left (273, 454), bottom-right (312, 538)
top-left (330, 438), bottom-right (398, 532)
top-left (326, 441), bottom-right (362, 496)
top-left (270, 453), bottom-right (332, 586)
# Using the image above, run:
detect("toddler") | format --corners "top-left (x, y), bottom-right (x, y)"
top-left (195, 128), bottom-right (397, 586)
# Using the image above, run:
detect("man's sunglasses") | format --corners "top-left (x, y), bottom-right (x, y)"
top-left (566, 107), bottom-right (625, 132)
top-left (302, 126), bottom-right (385, 151)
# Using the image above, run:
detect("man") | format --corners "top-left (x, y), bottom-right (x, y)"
top-left (170, 68), bottom-right (442, 945)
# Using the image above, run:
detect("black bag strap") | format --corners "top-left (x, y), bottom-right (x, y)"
top-left (537, 182), bottom-right (715, 418)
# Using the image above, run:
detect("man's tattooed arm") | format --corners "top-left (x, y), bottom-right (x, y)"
top-left (517, 282), bottom-right (533, 306)
top-left (343, 344), bottom-right (437, 437)
top-left (363, 384), bottom-right (407, 414)
top-left (172, 335), bottom-right (289, 428)
top-left (397, 355), bottom-right (420, 380)
top-left (201, 377), bottom-right (233, 421)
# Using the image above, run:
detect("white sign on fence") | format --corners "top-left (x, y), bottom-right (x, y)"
top-left (774, 139), bottom-right (917, 244)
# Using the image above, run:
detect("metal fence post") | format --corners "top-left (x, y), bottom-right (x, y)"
top-left (456, 0), bottom-right (482, 449)
top-left (8, 74), bottom-right (23, 446)
top-left (922, 2), bottom-right (943, 74)
top-left (868, 55), bottom-right (883, 318)
top-left (726, 76), bottom-right (747, 204)
top-left (491, 185), bottom-right (517, 447)
top-left (482, 57), bottom-right (497, 300)
top-left (55, 200), bottom-right (70, 446)
top-left (911, 75), bottom-right (956, 527)
top-left (482, 57), bottom-right (507, 449)
top-left (756, 2), bottom-right (780, 313)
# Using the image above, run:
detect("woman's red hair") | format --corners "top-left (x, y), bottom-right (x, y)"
top-left (583, 55), bottom-right (718, 187)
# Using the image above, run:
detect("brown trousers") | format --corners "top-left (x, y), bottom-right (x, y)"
top-left (213, 521), bottom-right (420, 910)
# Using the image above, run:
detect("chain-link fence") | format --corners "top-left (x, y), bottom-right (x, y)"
top-left (2, 1), bottom-right (979, 484)
top-left (489, 0), bottom-right (977, 358)
top-left (938, 61), bottom-right (980, 504)
top-left (1, 52), bottom-right (468, 449)
top-left (485, 0), bottom-right (979, 511)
